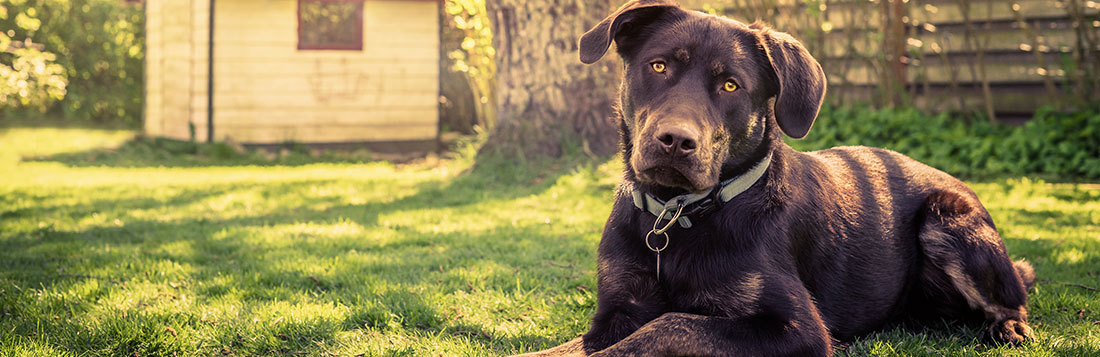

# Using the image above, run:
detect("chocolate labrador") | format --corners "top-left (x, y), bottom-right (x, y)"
top-left (520, 1), bottom-right (1035, 356)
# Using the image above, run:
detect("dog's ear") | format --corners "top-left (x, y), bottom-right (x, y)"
top-left (758, 28), bottom-right (826, 139)
top-left (579, 0), bottom-right (681, 64)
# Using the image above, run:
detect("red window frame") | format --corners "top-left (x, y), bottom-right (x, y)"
top-left (297, 0), bottom-right (364, 51)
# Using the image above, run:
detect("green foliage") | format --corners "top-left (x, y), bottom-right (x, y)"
top-left (443, 0), bottom-right (496, 129)
top-left (0, 0), bottom-right (143, 125)
top-left (444, 0), bottom-right (494, 77)
top-left (0, 1), bottom-right (67, 111)
top-left (2, 127), bottom-right (1099, 355)
top-left (0, 46), bottom-right (67, 110)
top-left (788, 106), bottom-right (1100, 179)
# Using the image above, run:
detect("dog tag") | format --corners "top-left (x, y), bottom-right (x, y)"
top-left (645, 231), bottom-right (669, 280)
top-left (656, 251), bottom-right (661, 279)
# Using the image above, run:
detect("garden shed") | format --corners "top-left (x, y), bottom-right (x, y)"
top-left (144, 0), bottom-right (440, 152)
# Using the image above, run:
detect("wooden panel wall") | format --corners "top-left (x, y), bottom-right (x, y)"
top-left (682, 0), bottom-right (1100, 119)
top-left (820, 0), bottom-right (1099, 117)
top-left (144, 0), bottom-right (210, 142)
top-left (211, 0), bottom-right (439, 144)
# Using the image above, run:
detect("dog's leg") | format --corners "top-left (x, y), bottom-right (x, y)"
top-left (590, 310), bottom-right (830, 356)
top-left (516, 264), bottom-right (666, 356)
top-left (917, 190), bottom-right (1033, 344)
top-left (578, 266), bottom-right (667, 353)
top-left (513, 337), bottom-right (586, 357)
top-left (590, 282), bottom-right (832, 356)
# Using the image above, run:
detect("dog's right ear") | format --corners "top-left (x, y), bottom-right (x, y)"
top-left (579, 0), bottom-right (681, 64)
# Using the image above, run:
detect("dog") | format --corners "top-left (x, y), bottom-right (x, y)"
top-left (520, 1), bottom-right (1036, 356)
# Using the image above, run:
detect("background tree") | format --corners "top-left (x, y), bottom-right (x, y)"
top-left (0, 0), bottom-right (143, 125)
top-left (483, 0), bottom-right (621, 158)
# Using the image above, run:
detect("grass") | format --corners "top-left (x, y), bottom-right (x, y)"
top-left (0, 127), bottom-right (1098, 356)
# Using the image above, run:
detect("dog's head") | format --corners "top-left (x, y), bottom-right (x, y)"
top-left (581, 0), bottom-right (826, 194)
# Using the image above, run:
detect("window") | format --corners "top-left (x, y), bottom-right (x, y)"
top-left (298, 0), bottom-right (363, 50)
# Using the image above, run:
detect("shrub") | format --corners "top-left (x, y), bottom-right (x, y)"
top-left (0, 0), bottom-right (143, 125)
top-left (0, 46), bottom-right (68, 110)
top-left (788, 106), bottom-right (1100, 179)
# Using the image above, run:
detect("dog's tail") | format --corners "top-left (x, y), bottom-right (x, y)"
top-left (1013, 259), bottom-right (1037, 291)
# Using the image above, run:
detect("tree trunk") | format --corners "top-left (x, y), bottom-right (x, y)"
top-left (882, 0), bottom-right (907, 107)
top-left (482, 0), bottom-right (621, 159)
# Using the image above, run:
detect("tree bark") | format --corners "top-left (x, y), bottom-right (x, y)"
top-left (483, 0), bottom-right (621, 159)
top-left (882, 0), bottom-right (908, 107)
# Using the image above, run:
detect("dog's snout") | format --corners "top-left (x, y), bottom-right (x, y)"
top-left (655, 124), bottom-right (700, 156)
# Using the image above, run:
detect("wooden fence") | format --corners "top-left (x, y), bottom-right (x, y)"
top-left (688, 0), bottom-right (1100, 122)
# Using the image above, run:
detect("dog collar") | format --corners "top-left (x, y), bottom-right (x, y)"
top-left (631, 153), bottom-right (772, 229)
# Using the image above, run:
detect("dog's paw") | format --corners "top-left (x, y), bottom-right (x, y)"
top-left (988, 318), bottom-right (1032, 345)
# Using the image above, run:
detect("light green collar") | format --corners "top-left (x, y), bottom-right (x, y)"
top-left (631, 153), bottom-right (772, 228)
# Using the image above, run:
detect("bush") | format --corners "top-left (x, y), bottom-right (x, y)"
top-left (0, 0), bottom-right (143, 125)
top-left (0, 46), bottom-right (67, 110)
top-left (788, 106), bottom-right (1100, 179)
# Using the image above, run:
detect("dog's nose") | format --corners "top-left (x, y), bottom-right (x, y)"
top-left (655, 124), bottom-right (700, 156)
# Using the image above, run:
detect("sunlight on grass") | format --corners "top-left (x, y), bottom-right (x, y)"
top-left (1, 128), bottom-right (1098, 355)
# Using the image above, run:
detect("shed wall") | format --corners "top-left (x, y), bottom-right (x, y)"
top-left (214, 0), bottom-right (439, 144)
top-left (145, 0), bottom-right (210, 141)
top-left (145, 0), bottom-right (439, 147)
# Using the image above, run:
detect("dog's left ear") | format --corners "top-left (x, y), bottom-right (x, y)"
top-left (758, 28), bottom-right (826, 139)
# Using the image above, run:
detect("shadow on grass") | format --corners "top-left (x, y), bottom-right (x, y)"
top-left (0, 155), bottom-right (610, 355)
top-left (25, 136), bottom-right (394, 168)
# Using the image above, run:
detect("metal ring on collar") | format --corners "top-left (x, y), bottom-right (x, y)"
top-left (645, 231), bottom-right (669, 253)
top-left (652, 201), bottom-right (685, 235)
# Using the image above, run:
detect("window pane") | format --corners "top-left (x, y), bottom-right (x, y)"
top-left (299, 0), bottom-right (362, 50)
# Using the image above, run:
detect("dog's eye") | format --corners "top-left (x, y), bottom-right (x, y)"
top-left (722, 80), bottom-right (739, 92)
top-left (651, 62), bottom-right (666, 73)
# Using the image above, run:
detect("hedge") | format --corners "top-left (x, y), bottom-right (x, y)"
top-left (789, 106), bottom-right (1100, 179)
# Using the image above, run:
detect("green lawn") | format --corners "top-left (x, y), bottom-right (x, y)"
top-left (1, 127), bottom-right (1098, 356)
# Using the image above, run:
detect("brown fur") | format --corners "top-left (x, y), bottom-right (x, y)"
top-left (518, 1), bottom-right (1034, 355)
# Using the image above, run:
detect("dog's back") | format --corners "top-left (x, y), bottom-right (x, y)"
top-left (782, 145), bottom-right (981, 337)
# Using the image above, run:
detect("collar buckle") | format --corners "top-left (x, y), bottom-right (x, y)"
top-left (680, 186), bottom-right (723, 218)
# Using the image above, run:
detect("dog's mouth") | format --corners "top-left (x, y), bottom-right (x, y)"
top-left (635, 164), bottom-right (715, 192)
top-left (639, 166), bottom-right (692, 188)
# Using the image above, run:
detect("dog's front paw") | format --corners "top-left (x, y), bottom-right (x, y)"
top-left (989, 318), bottom-right (1032, 345)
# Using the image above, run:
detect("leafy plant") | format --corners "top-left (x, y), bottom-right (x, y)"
top-left (788, 106), bottom-right (1100, 179)
top-left (0, 2), bottom-right (67, 111)
top-left (443, 0), bottom-right (496, 129)
top-left (0, 46), bottom-right (67, 111)
top-left (0, 0), bottom-right (143, 125)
